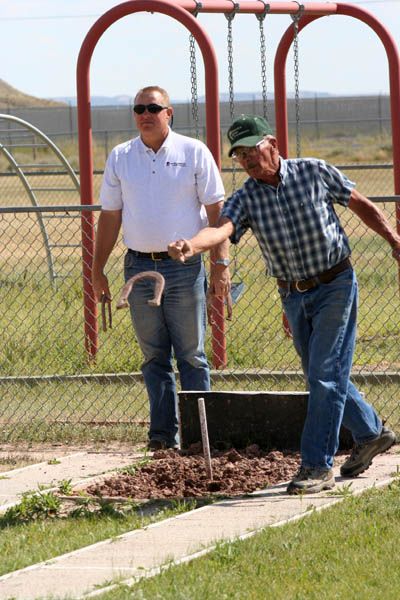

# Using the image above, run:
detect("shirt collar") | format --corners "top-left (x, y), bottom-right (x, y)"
top-left (278, 157), bottom-right (288, 182)
top-left (253, 157), bottom-right (286, 187)
top-left (137, 127), bottom-right (172, 154)
top-left (161, 127), bottom-right (173, 149)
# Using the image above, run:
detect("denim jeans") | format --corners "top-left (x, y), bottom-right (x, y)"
top-left (279, 267), bottom-right (381, 470)
top-left (124, 252), bottom-right (210, 446)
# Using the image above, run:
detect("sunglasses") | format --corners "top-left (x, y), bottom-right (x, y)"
top-left (231, 137), bottom-right (268, 161)
top-left (133, 103), bottom-right (169, 115)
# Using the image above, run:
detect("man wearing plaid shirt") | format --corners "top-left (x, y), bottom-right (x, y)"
top-left (168, 114), bottom-right (400, 495)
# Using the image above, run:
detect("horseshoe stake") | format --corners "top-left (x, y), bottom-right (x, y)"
top-left (116, 271), bottom-right (165, 309)
top-left (101, 295), bottom-right (112, 332)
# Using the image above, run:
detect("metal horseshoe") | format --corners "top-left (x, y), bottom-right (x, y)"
top-left (116, 271), bottom-right (166, 309)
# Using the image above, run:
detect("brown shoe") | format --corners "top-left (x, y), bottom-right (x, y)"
top-left (287, 466), bottom-right (335, 495)
top-left (340, 426), bottom-right (396, 478)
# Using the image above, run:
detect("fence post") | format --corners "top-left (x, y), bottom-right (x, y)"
top-left (314, 93), bottom-right (320, 139)
top-left (378, 93), bottom-right (383, 136)
top-left (105, 131), bottom-right (109, 160)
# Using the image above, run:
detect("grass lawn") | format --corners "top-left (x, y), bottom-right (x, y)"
top-left (0, 454), bottom-right (41, 472)
top-left (0, 495), bottom-right (198, 577)
top-left (2, 476), bottom-right (399, 598)
top-left (96, 478), bottom-right (400, 600)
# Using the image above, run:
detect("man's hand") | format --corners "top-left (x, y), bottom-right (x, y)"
top-left (168, 239), bottom-right (194, 262)
top-left (209, 265), bottom-right (231, 298)
top-left (208, 265), bottom-right (232, 324)
top-left (92, 270), bottom-right (111, 303)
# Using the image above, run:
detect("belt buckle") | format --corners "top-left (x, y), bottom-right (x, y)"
top-left (295, 280), bottom-right (309, 293)
top-left (151, 252), bottom-right (162, 261)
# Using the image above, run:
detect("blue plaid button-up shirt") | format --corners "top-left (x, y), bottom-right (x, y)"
top-left (221, 158), bottom-right (355, 280)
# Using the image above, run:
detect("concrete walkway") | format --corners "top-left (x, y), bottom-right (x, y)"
top-left (0, 450), bottom-right (142, 512)
top-left (0, 449), bottom-right (398, 600)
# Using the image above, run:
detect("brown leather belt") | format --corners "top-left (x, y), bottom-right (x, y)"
top-left (277, 257), bottom-right (352, 293)
top-left (128, 249), bottom-right (170, 260)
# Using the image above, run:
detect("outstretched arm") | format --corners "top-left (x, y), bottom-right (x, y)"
top-left (348, 189), bottom-right (400, 262)
top-left (168, 217), bottom-right (235, 262)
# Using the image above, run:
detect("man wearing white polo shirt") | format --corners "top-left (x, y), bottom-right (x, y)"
top-left (92, 85), bottom-right (229, 450)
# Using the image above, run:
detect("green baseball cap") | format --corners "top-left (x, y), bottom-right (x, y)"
top-left (227, 114), bottom-right (273, 157)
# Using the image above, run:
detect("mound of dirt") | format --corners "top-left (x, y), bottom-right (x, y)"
top-left (85, 445), bottom-right (300, 499)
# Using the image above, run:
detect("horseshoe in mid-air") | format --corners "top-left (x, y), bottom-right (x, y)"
top-left (116, 271), bottom-right (166, 309)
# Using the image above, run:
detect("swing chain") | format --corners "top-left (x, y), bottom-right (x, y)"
top-left (189, 1), bottom-right (202, 139)
top-left (256, 1), bottom-right (270, 120)
top-left (225, 3), bottom-right (238, 123)
top-left (225, 2), bottom-right (239, 193)
top-left (291, 2), bottom-right (304, 158)
top-left (223, 2), bottom-right (245, 302)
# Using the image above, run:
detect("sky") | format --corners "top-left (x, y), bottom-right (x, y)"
top-left (1, 0), bottom-right (400, 101)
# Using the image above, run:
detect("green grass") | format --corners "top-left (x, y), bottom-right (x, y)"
top-left (96, 478), bottom-right (400, 600)
top-left (0, 134), bottom-right (396, 208)
top-left (0, 130), bottom-right (394, 175)
top-left (0, 496), bottom-right (197, 577)
top-left (0, 454), bottom-right (41, 472)
top-left (0, 377), bottom-right (150, 442)
top-left (2, 464), bottom-right (399, 596)
top-left (221, 131), bottom-right (394, 174)
top-left (0, 377), bottom-right (398, 443)
top-left (0, 228), bottom-right (398, 376)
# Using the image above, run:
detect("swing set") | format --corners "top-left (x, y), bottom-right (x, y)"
top-left (76, 0), bottom-right (400, 369)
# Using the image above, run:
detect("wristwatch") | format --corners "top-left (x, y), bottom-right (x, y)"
top-left (215, 258), bottom-right (230, 267)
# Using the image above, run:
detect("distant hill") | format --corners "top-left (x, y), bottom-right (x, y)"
top-left (201, 91), bottom-right (334, 102)
top-left (0, 83), bottom-right (342, 109)
top-left (52, 95), bottom-right (133, 107)
top-left (0, 79), bottom-right (66, 108)
top-left (51, 90), bottom-right (334, 107)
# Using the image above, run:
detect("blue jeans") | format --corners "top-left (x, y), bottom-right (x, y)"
top-left (124, 252), bottom-right (210, 446)
top-left (279, 267), bottom-right (381, 470)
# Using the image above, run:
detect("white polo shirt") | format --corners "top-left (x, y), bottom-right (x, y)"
top-left (99, 129), bottom-right (225, 252)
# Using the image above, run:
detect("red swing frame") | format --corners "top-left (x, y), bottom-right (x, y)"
top-left (77, 0), bottom-right (400, 366)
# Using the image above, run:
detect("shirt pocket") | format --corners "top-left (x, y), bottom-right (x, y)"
top-left (300, 187), bottom-right (331, 225)
top-left (164, 161), bottom-right (195, 197)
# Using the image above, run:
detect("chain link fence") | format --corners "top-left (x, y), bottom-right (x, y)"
top-left (2, 95), bottom-right (393, 167)
top-left (0, 162), bottom-right (399, 443)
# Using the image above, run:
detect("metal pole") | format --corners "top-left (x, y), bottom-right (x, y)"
top-left (77, 35), bottom-right (97, 359)
top-left (76, 0), bottom-right (225, 364)
top-left (198, 397), bottom-right (213, 480)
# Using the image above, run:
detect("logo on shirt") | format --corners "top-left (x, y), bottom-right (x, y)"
top-left (166, 161), bottom-right (186, 167)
